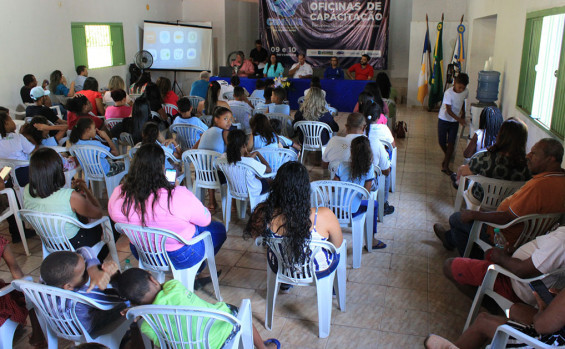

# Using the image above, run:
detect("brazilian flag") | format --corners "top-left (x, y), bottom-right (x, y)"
top-left (428, 21), bottom-right (444, 109)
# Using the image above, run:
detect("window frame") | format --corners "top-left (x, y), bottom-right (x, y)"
top-left (70, 22), bottom-right (126, 70)
top-left (516, 6), bottom-right (565, 139)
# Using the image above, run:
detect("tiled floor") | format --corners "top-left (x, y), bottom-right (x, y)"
top-left (3, 106), bottom-right (473, 348)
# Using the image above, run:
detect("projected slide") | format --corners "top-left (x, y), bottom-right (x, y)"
top-left (143, 21), bottom-right (212, 71)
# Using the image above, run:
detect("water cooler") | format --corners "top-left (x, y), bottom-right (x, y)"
top-left (469, 71), bottom-right (500, 136)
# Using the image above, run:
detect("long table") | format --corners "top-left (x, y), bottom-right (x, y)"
top-left (210, 76), bottom-right (370, 112)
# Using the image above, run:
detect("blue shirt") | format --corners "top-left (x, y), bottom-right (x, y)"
top-left (263, 63), bottom-right (284, 78)
top-left (172, 116), bottom-right (209, 130)
top-left (278, 135), bottom-right (293, 147)
top-left (55, 83), bottom-right (69, 96)
top-left (253, 133), bottom-right (278, 150)
top-left (41, 137), bottom-right (58, 147)
top-left (250, 90), bottom-right (265, 99)
top-left (198, 126), bottom-right (226, 153)
top-left (75, 139), bottom-right (111, 173)
top-left (268, 104), bottom-right (290, 115)
top-left (335, 162), bottom-right (374, 213)
top-left (190, 80), bottom-right (209, 99)
top-left (324, 67), bottom-right (344, 80)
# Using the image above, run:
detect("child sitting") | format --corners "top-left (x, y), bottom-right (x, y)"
top-left (104, 89), bottom-right (132, 119)
top-left (117, 268), bottom-right (280, 349)
top-left (66, 95), bottom-right (103, 129)
top-left (194, 107), bottom-right (233, 211)
top-left (254, 86), bottom-right (273, 113)
top-left (269, 118), bottom-right (301, 153)
top-left (40, 250), bottom-right (126, 335)
top-left (228, 87), bottom-right (254, 132)
top-left (0, 110), bottom-right (36, 186)
top-left (247, 113), bottom-right (278, 151)
top-left (22, 115), bottom-right (68, 147)
top-left (69, 117), bottom-right (124, 176)
top-left (172, 97), bottom-right (208, 129)
top-left (463, 106), bottom-right (503, 158)
top-left (250, 79), bottom-right (266, 99)
top-left (222, 129), bottom-right (271, 196)
top-left (26, 87), bottom-right (65, 125)
top-left (267, 87), bottom-right (290, 115)
top-left (137, 122), bottom-right (181, 168)
top-left (334, 136), bottom-right (386, 249)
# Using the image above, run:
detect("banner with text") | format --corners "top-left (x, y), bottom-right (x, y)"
top-left (259, 0), bottom-right (390, 69)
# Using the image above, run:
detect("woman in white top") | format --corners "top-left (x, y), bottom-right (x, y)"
top-left (0, 111), bottom-right (36, 186)
top-left (362, 101), bottom-right (395, 147)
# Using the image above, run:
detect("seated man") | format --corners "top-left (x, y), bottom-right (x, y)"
top-left (74, 65), bottom-right (88, 92)
top-left (267, 87), bottom-right (290, 115)
top-left (435, 138), bottom-right (565, 256)
top-left (288, 53), bottom-right (313, 79)
top-left (26, 87), bottom-right (65, 125)
top-left (228, 87), bottom-right (254, 132)
top-left (346, 54), bottom-right (374, 80)
top-left (425, 285), bottom-right (565, 348)
top-left (40, 249), bottom-right (126, 334)
top-left (21, 74), bottom-right (49, 105)
top-left (444, 225), bottom-right (565, 307)
top-left (324, 56), bottom-right (344, 80)
top-left (173, 97), bottom-right (208, 129)
top-left (189, 71), bottom-right (210, 99)
top-left (117, 268), bottom-right (279, 349)
top-left (322, 113), bottom-right (394, 215)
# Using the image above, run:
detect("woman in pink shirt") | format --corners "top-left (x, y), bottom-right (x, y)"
top-left (108, 143), bottom-right (226, 269)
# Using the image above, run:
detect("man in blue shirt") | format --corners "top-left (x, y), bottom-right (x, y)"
top-left (323, 56), bottom-right (344, 80)
top-left (190, 71), bottom-right (210, 99)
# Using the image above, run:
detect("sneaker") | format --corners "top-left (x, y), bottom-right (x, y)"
top-left (383, 202), bottom-right (395, 216)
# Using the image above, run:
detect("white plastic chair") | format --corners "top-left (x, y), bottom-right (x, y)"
top-left (488, 324), bottom-right (557, 349)
top-left (181, 150), bottom-right (226, 214)
top-left (266, 113), bottom-right (293, 137)
top-left (380, 139), bottom-right (397, 193)
top-left (310, 180), bottom-right (369, 269)
top-left (114, 223), bottom-right (222, 300)
top-left (248, 97), bottom-right (265, 108)
top-left (70, 144), bottom-right (128, 199)
top-left (163, 103), bottom-right (180, 116)
top-left (229, 105), bottom-right (252, 133)
top-left (465, 264), bottom-right (565, 331)
top-left (454, 175), bottom-right (526, 212)
top-left (215, 158), bottom-right (271, 230)
top-left (200, 115), bottom-right (213, 127)
top-left (127, 299), bottom-right (253, 349)
top-left (258, 236), bottom-right (346, 338)
top-left (222, 91), bottom-right (234, 100)
top-left (297, 96), bottom-right (305, 105)
top-left (294, 121), bottom-right (333, 164)
top-left (327, 106), bottom-right (338, 115)
top-left (463, 213), bottom-right (563, 258)
top-left (19, 210), bottom-right (120, 263)
top-left (0, 188), bottom-right (29, 255)
top-left (12, 279), bottom-right (131, 349)
top-left (256, 147), bottom-right (298, 174)
top-left (188, 96), bottom-right (205, 110)
top-left (104, 100), bottom-right (115, 107)
top-left (49, 105), bottom-right (63, 119)
top-left (0, 158), bottom-right (30, 206)
top-left (0, 283), bottom-right (20, 349)
top-left (104, 118), bottom-right (123, 130)
top-left (171, 124), bottom-right (206, 150)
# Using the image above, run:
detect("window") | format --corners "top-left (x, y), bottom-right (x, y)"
top-left (71, 22), bottom-right (126, 69)
top-left (517, 7), bottom-right (565, 138)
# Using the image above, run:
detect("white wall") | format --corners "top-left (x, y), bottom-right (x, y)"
top-left (466, 0), bottom-right (565, 148)
top-left (387, 0), bottom-right (413, 79)
top-left (0, 0), bottom-right (182, 110)
top-left (225, 0), bottom-right (260, 61)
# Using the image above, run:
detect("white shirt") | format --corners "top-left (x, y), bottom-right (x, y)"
top-left (290, 62), bottom-right (313, 78)
top-left (323, 133), bottom-right (390, 174)
top-left (368, 124), bottom-right (394, 145)
top-left (0, 133), bottom-right (35, 162)
top-left (510, 227), bottom-right (565, 306)
top-left (220, 153), bottom-right (266, 196)
top-left (438, 87), bottom-right (469, 122)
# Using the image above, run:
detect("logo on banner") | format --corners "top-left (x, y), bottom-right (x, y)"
top-left (267, 0), bottom-right (303, 17)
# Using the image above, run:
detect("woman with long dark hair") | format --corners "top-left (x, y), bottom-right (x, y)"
top-left (463, 106), bottom-right (504, 158)
top-left (453, 118), bottom-right (531, 200)
top-left (49, 70), bottom-right (75, 97)
top-left (245, 161), bottom-right (343, 292)
top-left (108, 143), bottom-right (226, 273)
top-left (197, 81), bottom-right (230, 116)
top-left (263, 54), bottom-right (284, 78)
top-left (130, 71), bottom-right (151, 94)
top-left (78, 77), bottom-right (105, 116)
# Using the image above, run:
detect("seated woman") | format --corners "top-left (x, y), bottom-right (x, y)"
top-left (453, 118), bottom-right (532, 203)
top-left (247, 113), bottom-right (279, 151)
top-left (156, 77), bottom-right (179, 108)
top-left (245, 161), bottom-right (343, 293)
top-left (130, 71), bottom-right (151, 95)
top-left (197, 81), bottom-right (230, 117)
top-left (110, 96), bottom-right (152, 143)
top-left (103, 75), bottom-right (133, 106)
top-left (0, 111), bottom-right (37, 186)
top-left (293, 87), bottom-right (339, 145)
top-left (77, 77), bottom-right (105, 116)
top-left (463, 106), bottom-right (504, 159)
top-left (143, 83), bottom-right (169, 127)
top-left (23, 147), bottom-right (114, 260)
top-left (65, 95), bottom-right (103, 130)
top-left (108, 143), bottom-right (226, 278)
top-left (231, 51), bottom-right (255, 78)
top-left (134, 122), bottom-right (181, 170)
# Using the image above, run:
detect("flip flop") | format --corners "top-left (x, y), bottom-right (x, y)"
top-left (264, 338), bottom-right (281, 349)
top-left (372, 240), bottom-right (387, 249)
top-left (194, 270), bottom-right (222, 290)
top-left (440, 169), bottom-right (454, 176)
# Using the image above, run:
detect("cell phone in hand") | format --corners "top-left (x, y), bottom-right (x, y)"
top-left (529, 280), bottom-right (554, 305)
top-left (165, 169), bottom-right (177, 185)
top-left (0, 167), bottom-right (12, 182)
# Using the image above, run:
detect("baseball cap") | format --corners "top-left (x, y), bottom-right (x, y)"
top-left (30, 86), bottom-right (50, 101)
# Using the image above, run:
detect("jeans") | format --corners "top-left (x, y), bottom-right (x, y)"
top-left (131, 221), bottom-right (226, 270)
top-left (446, 211), bottom-right (489, 257)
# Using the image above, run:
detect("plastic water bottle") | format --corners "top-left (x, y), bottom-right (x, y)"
top-left (493, 228), bottom-right (507, 249)
top-left (124, 259), bottom-right (132, 270)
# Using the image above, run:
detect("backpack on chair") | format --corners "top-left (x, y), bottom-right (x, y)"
top-left (395, 121), bottom-right (407, 138)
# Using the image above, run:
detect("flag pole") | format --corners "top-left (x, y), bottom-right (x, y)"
top-left (426, 14), bottom-right (431, 70)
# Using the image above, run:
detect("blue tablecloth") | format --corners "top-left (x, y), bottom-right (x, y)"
top-left (210, 77), bottom-right (370, 112)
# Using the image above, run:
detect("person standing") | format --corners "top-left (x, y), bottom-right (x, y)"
top-left (289, 53), bottom-right (313, 79)
top-left (346, 54), bottom-right (374, 80)
top-left (250, 39), bottom-right (269, 77)
top-left (324, 57), bottom-right (344, 80)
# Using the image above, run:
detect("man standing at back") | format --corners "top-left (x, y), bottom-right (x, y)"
top-left (347, 54), bottom-right (374, 80)
top-left (190, 71), bottom-right (210, 99)
top-left (250, 39), bottom-right (269, 77)
top-left (289, 53), bottom-right (313, 79)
